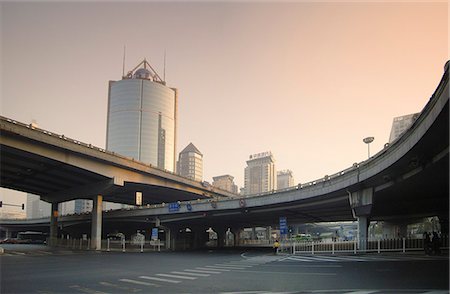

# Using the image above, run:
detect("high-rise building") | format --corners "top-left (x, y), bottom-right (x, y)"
top-left (277, 170), bottom-right (295, 190)
top-left (212, 175), bottom-right (238, 194)
top-left (106, 59), bottom-right (178, 172)
top-left (244, 151), bottom-right (276, 195)
top-left (388, 113), bottom-right (420, 143)
top-left (26, 194), bottom-right (51, 219)
top-left (177, 143), bottom-right (203, 181)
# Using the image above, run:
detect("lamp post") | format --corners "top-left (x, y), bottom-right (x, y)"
top-left (363, 137), bottom-right (374, 158)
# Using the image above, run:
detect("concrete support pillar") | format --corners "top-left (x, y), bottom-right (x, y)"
top-left (231, 228), bottom-right (241, 246)
top-left (349, 188), bottom-right (373, 252)
top-left (91, 195), bottom-right (103, 250)
top-left (251, 227), bottom-right (257, 240)
top-left (215, 227), bottom-right (225, 248)
top-left (357, 216), bottom-right (369, 251)
top-left (50, 202), bottom-right (58, 246)
top-left (164, 227), bottom-right (172, 250)
top-left (5, 230), bottom-right (11, 239)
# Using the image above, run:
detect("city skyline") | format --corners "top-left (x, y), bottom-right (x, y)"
top-left (1, 2), bottom-right (448, 207)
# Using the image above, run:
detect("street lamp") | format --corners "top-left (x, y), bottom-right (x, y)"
top-left (363, 137), bottom-right (375, 158)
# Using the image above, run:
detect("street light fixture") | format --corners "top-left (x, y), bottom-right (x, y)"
top-left (363, 137), bottom-right (375, 158)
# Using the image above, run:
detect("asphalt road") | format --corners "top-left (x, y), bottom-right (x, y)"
top-left (1, 245), bottom-right (448, 294)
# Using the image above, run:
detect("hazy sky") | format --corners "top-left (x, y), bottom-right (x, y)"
top-left (0, 1), bottom-right (448, 202)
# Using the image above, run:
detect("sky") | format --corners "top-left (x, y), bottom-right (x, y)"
top-left (0, 1), bottom-right (448, 206)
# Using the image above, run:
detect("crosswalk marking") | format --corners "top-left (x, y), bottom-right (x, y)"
top-left (119, 278), bottom-right (159, 287)
top-left (185, 269), bottom-right (222, 274)
top-left (69, 285), bottom-right (109, 294)
top-left (212, 264), bottom-right (249, 270)
top-left (139, 275), bottom-right (181, 284)
top-left (215, 263), bottom-right (253, 268)
top-left (342, 291), bottom-right (379, 294)
top-left (156, 273), bottom-right (197, 280)
top-left (203, 266), bottom-right (231, 271)
top-left (172, 271), bottom-right (210, 277)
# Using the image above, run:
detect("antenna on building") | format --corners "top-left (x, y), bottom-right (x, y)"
top-left (163, 49), bottom-right (166, 82)
top-left (122, 45), bottom-right (126, 78)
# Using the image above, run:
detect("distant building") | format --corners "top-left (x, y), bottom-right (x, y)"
top-left (26, 194), bottom-right (50, 219)
top-left (389, 113), bottom-right (420, 143)
top-left (106, 59), bottom-right (178, 172)
top-left (177, 143), bottom-right (203, 181)
top-left (212, 175), bottom-right (238, 194)
top-left (244, 151), bottom-right (276, 195)
top-left (277, 170), bottom-right (295, 190)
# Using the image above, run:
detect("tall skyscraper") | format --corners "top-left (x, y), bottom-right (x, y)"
top-left (388, 113), bottom-right (420, 143)
top-left (177, 143), bottom-right (203, 181)
top-left (106, 59), bottom-right (178, 172)
top-left (244, 151), bottom-right (276, 195)
top-left (277, 170), bottom-right (295, 190)
top-left (212, 175), bottom-right (238, 194)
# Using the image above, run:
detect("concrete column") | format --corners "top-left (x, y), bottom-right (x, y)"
top-left (164, 227), bottom-right (171, 250)
top-left (438, 216), bottom-right (449, 235)
top-left (251, 227), bottom-right (257, 240)
top-left (215, 227), bottom-right (225, 248)
top-left (5, 230), bottom-right (11, 239)
top-left (231, 228), bottom-right (241, 246)
top-left (50, 202), bottom-right (58, 246)
top-left (357, 216), bottom-right (369, 251)
top-left (91, 195), bottom-right (103, 250)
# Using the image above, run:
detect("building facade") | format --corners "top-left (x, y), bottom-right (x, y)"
top-left (106, 59), bottom-right (178, 172)
top-left (177, 143), bottom-right (203, 181)
top-left (26, 194), bottom-right (51, 219)
top-left (277, 170), bottom-right (295, 190)
top-left (388, 113), bottom-right (420, 143)
top-left (212, 175), bottom-right (239, 194)
top-left (244, 151), bottom-right (276, 195)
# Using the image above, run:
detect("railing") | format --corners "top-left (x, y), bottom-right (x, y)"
top-left (50, 237), bottom-right (166, 252)
top-left (288, 236), bottom-right (449, 255)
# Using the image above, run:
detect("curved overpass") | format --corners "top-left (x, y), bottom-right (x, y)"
top-left (1, 62), bottom-right (448, 248)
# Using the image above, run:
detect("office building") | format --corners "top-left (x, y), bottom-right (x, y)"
top-left (26, 194), bottom-right (51, 219)
top-left (389, 113), bottom-right (420, 143)
top-left (106, 59), bottom-right (178, 172)
top-left (177, 143), bottom-right (203, 181)
top-left (244, 151), bottom-right (276, 195)
top-left (212, 175), bottom-right (239, 194)
top-left (277, 170), bottom-right (295, 190)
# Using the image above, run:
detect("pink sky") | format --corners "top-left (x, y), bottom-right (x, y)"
top-left (0, 2), bottom-right (448, 205)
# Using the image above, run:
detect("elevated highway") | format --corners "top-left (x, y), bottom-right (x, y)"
top-left (1, 62), bottom-right (448, 250)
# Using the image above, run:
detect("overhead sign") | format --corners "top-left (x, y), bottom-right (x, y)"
top-left (151, 228), bottom-right (158, 240)
top-left (186, 203), bottom-right (193, 211)
top-left (279, 217), bottom-right (288, 235)
top-left (169, 202), bottom-right (180, 212)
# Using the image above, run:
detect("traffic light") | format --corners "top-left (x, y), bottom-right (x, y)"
top-left (22, 203), bottom-right (25, 210)
top-left (0, 201), bottom-right (2, 207)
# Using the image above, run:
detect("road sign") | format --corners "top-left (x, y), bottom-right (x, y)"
top-left (169, 202), bottom-right (180, 212)
top-left (186, 203), bottom-right (193, 211)
top-left (151, 228), bottom-right (158, 240)
top-left (279, 217), bottom-right (288, 235)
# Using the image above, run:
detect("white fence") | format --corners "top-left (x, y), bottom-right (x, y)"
top-left (284, 236), bottom-right (449, 254)
top-left (51, 238), bottom-right (165, 252)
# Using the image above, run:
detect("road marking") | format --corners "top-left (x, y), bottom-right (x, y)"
top-left (203, 266), bottom-right (231, 271)
top-left (119, 279), bottom-right (159, 287)
top-left (35, 251), bottom-right (53, 255)
top-left (185, 269), bottom-right (222, 274)
top-left (172, 271), bottom-right (210, 277)
top-left (232, 269), bottom-right (337, 276)
top-left (10, 251), bottom-right (26, 255)
top-left (69, 285), bottom-right (109, 294)
top-left (139, 275), bottom-right (181, 283)
top-left (223, 263), bottom-right (254, 267)
top-left (215, 263), bottom-right (253, 268)
top-left (211, 264), bottom-right (248, 270)
top-left (99, 281), bottom-right (141, 292)
top-left (342, 291), bottom-right (378, 294)
top-left (157, 273), bottom-right (197, 280)
top-left (196, 266), bottom-right (230, 272)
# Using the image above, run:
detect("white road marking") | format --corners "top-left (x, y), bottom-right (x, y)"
top-left (172, 271), bottom-right (210, 277)
top-left (156, 273), bottom-right (197, 280)
top-left (185, 269), bottom-right (222, 274)
top-left (139, 275), bottom-right (181, 284)
top-left (203, 266), bottom-right (231, 271)
top-left (10, 251), bottom-right (26, 255)
top-left (69, 285), bottom-right (109, 294)
top-left (211, 264), bottom-right (248, 270)
top-left (197, 266), bottom-right (230, 272)
top-left (215, 263), bottom-right (253, 268)
top-left (99, 281), bottom-right (141, 292)
top-left (119, 279), bottom-right (159, 287)
top-left (342, 291), bottom-right (379, 294)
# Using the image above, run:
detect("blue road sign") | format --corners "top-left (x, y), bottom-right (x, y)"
top-left (279, 217), bottom-right (288, 235)
top-left (151, 228), bottom-right (158, 240)
top-left (169, 202), bottom-right (180, 212)
top-left (186, 203), bottom-right (193, 211)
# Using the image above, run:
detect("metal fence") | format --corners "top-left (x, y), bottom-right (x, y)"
top-left (286, 236), bottom-right (449, 255)
top-left (50, 238), bottom-right (165, 252)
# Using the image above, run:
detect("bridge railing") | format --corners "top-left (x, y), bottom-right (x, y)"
top-left (49, 237), bottom-right (166, 252)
